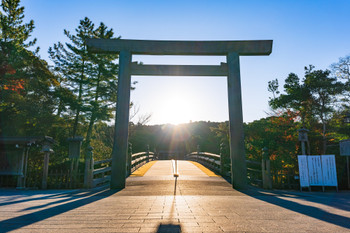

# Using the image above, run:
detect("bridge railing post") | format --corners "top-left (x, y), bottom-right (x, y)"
top-left (197, 145), bottom-right (200, 159)
top-left (262, 147), bottom-right (272, 189)
top-left (84, 145), bottom-right (94, 188)
top-left (220, 143), bottom-right (224, 175)
top-left (41, 137), bottom-right (54, 190)
top-left (126, 142), bottom-right (132, 176)
top-left (146, 144), bottom-right (150, 162)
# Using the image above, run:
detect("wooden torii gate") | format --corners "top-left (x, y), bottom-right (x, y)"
top-left (87, 39), bottom-right (273, 189)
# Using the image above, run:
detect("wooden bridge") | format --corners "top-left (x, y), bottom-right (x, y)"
top-left (86, 149), bottom-right (266, 190)
top-left (1, 157), bottom-right (349, 232)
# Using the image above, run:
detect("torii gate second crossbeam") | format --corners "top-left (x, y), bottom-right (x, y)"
top-left (87, 39), bottom-right (273, 190)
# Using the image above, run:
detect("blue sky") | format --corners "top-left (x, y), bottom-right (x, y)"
top-left (22, 0), bottom-right (350, 124)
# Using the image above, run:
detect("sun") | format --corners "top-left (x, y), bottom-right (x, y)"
top-left (157, 93), bottom-right (193, 125)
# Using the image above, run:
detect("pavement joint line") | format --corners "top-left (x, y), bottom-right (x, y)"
top-left (130, 161), bottom-right (157, 176)
top-left (188, 161), bottom-right (220, 177)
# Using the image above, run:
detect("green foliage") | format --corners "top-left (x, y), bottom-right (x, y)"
top-left (49, 17), bottom-right (96, 137)
top-left (268, 65), bottom-right (345, 154)
top-left (269, 72), bottom-right (313, 125)
top-left (331, 54), bottom-right (350, 109)
top-left (245, 111), bottom-right (299, 170)
top-left (129, 121), bottom-right (221, 155)
top-left (0, 0), bottom-right (59, 137)
top-left (267, 78), bottom-right (279, 99)
top-left (49, 17), bottom-right (120, 146)
top-left (331, 54), bottom-right (350, 81)
top-left (0, 0), bottom-right (37, 49)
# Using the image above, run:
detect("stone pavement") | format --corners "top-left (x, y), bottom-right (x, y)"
top-left (0, 160), bottom-right (349, 232)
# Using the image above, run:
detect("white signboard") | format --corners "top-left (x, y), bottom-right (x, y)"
top-left (308, 156), bottom-right (323, 186)
top-left (321, 155), bottom-right (337, 186)
top-left (297, 155), bottom-right (338, 188)
top-left (297, 155), bottom-right (309, 187)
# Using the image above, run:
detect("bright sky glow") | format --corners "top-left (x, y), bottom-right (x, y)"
top-left (22, 0), bottom-right (350, 125)
top-left (156, 89), bottom-right (193, 125)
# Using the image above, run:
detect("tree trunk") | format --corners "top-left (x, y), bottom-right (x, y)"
top-left (322, 120), bottom-right (327, 154)
top-left (84, 68), bottom-right (101, 146)
top-left (72, 59), bottom-right (85, 137)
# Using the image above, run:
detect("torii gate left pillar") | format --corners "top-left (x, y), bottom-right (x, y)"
top-left (87, 39), bottom-right (273, 189)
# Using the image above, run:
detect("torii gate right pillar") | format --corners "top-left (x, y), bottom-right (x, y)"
top-left (227, 52), bottom-right (247, 189)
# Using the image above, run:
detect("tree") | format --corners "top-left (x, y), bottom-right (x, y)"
top-left (49, 17), bottom-right (95, 137)
top-left (304, 65), bottom-right (344, 154)
top-left (268, 66), bottom-right (344, 154)
top-left (244, 112), bottom-right (299, 171)
top-left (0, 0), bottom-right (59, 137)
top-left (49, 18), bottom-right (121, 149)
top-left (267, 78), bottom-right (279, 99)
top-left (331, 54), bottom-right (350, 109)
top-left (268, 73), bottom-right (313, 126)
top-left (331, 54), bottom-right (350, 81)
top-left (0, 0), bottom-right (36, 48)
top-left (84, 22), bottom-right (119, 147)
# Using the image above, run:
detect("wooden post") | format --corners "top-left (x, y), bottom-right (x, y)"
top-left (262, 157), bottom-right (266, 187)
top-left (266, 158), bottom-right (272, 188)
top-left (146, 144), bottom-right (150, 162)
top-left (111, 50), bottom-right (132, 189)
top-left (347, 156), bottom-right (350, 189)
top-left (84, 146), bottom-right (94, 188)
top-left (16, 146), bottom-right (26, 189)
top-left (42, 152), bottom-right (50, 189)
top-left (41, 137), bottom-right (54, 190)
top-left (262, 147), bottom-right (272, 189)
top-left (227, 52), bottom-right (247, 189)
top-left (127, 142), bottom-right (132, 176)
top-left (220, 143), bottom-right (224, 175)
top-left (23, 145), bottom-right (30, 188)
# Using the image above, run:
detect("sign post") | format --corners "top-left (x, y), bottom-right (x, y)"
top-left (340, 139), bottom-right (350, 189)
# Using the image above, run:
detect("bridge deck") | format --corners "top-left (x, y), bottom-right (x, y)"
top-left (0, 160), bottom-right (349, 232)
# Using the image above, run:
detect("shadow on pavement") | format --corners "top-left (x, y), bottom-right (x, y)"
top-left (0, 189), bottom-right (82, 207)
top-left (157, 223), bottom-right (182, 233)
top-left (268, 189), bottom-right (350, 212)
top-left (243, 188), bottom-right (350, 229)
top-left (0, 188), bottom-right (120, 232)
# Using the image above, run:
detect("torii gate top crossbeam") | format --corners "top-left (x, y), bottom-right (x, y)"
top-left (87, 39), bottom-right (272, 56)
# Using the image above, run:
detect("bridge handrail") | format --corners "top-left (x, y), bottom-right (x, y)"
top-left (93, 158), bottom-right (112, 166)
top-left (185, 151), bottom-right (263, 186)
top-left (90, 151), bottom-right (154, 188)
top-left (188, 151), bottom-right (220, 160)
top-left (185, 151), bottom-right (221, 174)
top-left (130, 151), bottom-right (154, 173)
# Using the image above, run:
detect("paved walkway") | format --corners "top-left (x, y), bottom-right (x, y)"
top-left (0, 160), bottom-right (350, 232)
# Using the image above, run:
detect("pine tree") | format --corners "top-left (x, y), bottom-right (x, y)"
top-left (0, 0), bottom-right (58, 136)
top-left (0, 0), bottom-right (36, 48)
top-left (84, 22), bottom-right (119, 146)
top-left (49, 18), bottom-right (120, 142)
top-left (49, 17), bottom-right (95, 137)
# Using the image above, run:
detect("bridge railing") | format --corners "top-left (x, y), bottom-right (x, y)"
top-left (87, 151), bottom-right (155, 188)
top-left (185, 152), bottom-right (221, 174)
top-left (91, 158), bottom-right (112, 188)
top-left (185, 150), bottom-right (267, 188)
top-left (130, 151), bottom-right (155, 173)
top-left (246, 160), bottom-right (262, 187)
